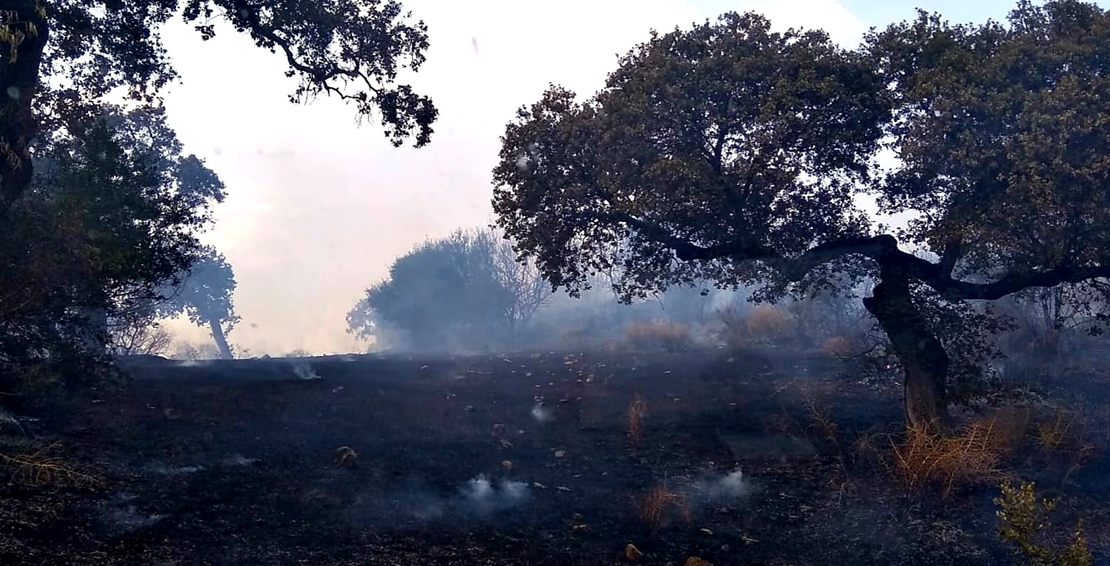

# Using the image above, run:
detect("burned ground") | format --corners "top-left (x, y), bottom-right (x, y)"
top-left (1, 348), bottom-right (1108, 566)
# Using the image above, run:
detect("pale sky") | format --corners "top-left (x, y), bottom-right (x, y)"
top-left (154, 0), bottom-right (1059, 356)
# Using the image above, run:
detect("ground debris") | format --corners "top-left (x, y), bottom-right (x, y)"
top-left (624, 543), bottom-right (644, 561)
top-left (684, 557), bottom-right (712, 566)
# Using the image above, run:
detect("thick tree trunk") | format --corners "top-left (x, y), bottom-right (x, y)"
top-left (0, 2), bottom-right (49, 206)
top-left (863, 275), bottom-right (953, 433)
top-left (207, 317), bottom-right (233, 360)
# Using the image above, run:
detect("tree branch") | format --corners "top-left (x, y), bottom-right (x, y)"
top-left (593, 210), bottom-right (1110, 303)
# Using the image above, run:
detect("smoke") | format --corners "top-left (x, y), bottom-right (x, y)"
top-left (457, 475), bottom-right (531, 516)
top-left (687, 468), bottom-right (750, 505)
top-left (530, 402), bottom-right (553, 423)
top-left (145, 463), bottom-right (204, 476)
top-left (351, 475), bottom-right (531, 529)
top-left (292, 362), bottom-right (320, 380)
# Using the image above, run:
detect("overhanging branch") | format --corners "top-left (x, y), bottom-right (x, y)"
top-left (591, 209), bottom-right (1110, 303)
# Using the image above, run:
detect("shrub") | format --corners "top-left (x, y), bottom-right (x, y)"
top-left (995, 480), bottom-right (1092, 566)
top-left (745, 305), bottom-right (793, 343)
top-left (890, 421), bottom-right (1008, 497)
top-left (822, 335), bottom-right (859, 359)
top-left (623, 320), bottom-right (693, 352)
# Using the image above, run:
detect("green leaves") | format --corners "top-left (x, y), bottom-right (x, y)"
top-left (493, 12), bottom-right (888, 301)
top-left (872, 1), bottom-right (1110, 277)
top-left (181, 0), bottom-right (437, 147)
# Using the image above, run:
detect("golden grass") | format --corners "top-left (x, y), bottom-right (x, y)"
top-left (0, 442), bottom-right (102, 488)
top-left (637, 483), bottom-right (690, 534)
top-left (626, 394), bottom-right (647, 444)
top-left (891, 421), bottom-right (1010, 497)
top-left (623, 320), bottom-right (693, 352)
top-left (745, 306), bottom-right (793, 340)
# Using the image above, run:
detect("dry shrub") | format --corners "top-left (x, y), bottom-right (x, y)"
top-left (0, 443), bottom-right (102, 488)
top-left (637, 483), bottom-right (690, 534)
top-left (1035, 409), bottom-right (1080, 453)
top-left (623, 320), bottom-right (692, 352)
top-left (626, 394), bottom-right (646, 444)
top-left (891, 421), bottom-right (1008, 497)
top-left (745, 305), bottom-right (793, 342)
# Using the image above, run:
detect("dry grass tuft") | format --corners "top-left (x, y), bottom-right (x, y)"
top-left (800, 389), bottom-right (838, 444)
top-left (623, 320), bottom-right (693, 352)
top-left (745, 306), bottom-right (793, 341)
top-left (626, 394), bottom-right (647, 444)
top-left (0, 442), bottom-right (103, 488)
top-left (891, 421), bottom-right (1007, 497)
top-left (637, 483), bottom-right (690, 534)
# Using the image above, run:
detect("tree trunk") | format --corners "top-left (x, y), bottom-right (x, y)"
top-left (863, 275), bottom-right (953, 433)
top-left (207, 317), bottom-right (233, 360)
top-left (0, 2), bottom-right (49, 206)
top-left (78, 307), bottom-right (108, 353)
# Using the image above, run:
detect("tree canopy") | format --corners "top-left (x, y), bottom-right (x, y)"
top-left (491, 1), bottom-right (1110, 430)
top-left (0, 0), bottom-right (437, 205)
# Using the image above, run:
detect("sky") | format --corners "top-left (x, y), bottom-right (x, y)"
top-left (154, 0), bottom-right (1066, 356)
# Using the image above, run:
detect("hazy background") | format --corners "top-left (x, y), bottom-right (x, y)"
top-left (155, 0), bottom-right (1045, 355)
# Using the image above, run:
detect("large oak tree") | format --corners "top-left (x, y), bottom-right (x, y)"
top-left (491, 3), bottom-right (1110, 431)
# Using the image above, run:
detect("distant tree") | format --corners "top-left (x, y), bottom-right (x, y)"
top-left (492, 3), bottom-right (1110, 431)
top-left (347, 228), bottom-right (552, 351)
top-left (0, 0), bottom-right (437, 208)
top-left (486, 229), bottom-right (553, 331)
top-left (159, 246), bottom-right (240, 360)
top-left (171, 341), bottom-right (224, 361)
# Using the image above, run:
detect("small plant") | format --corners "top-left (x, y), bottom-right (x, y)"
top-left (995, 480), bottom-right (1092, 566)
top-left (626, 394), bottom-right (646, 444)
top-left (637, 483), bottom-right (689, 534)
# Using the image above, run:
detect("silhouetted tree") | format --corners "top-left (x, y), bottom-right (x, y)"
top-left (492, 3), bottom-right (1110, 431)
top-left (0, 103), bottom-right (223, 398)
top-left (160, 246), bottom-right (239, 359)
